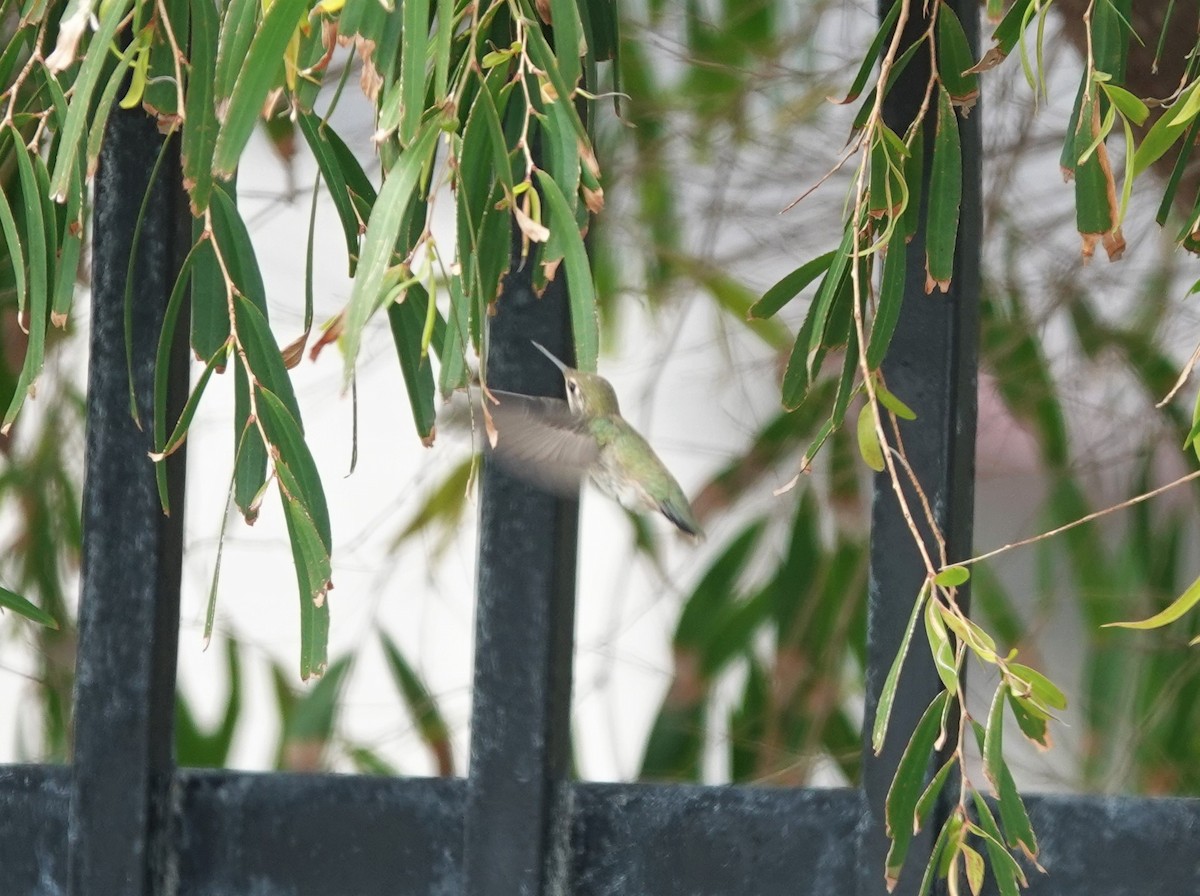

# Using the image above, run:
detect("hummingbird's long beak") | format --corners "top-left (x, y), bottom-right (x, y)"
top-left (530, 340), bottom-right (569, 373)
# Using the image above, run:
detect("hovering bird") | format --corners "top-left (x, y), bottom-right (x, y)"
top-left (484, 341), bottom-right (704, 539)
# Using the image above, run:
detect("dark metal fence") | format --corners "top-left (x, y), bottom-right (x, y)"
top-left (2, 1), bottom-right (1199, 894)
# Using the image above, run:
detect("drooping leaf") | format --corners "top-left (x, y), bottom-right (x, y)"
top-left (1103, 570), bottom-right (1200, 631)
top-left (183, 0), bottom-right (219, 213)
top-left (884, 690), bottom-right (950, 882)
top-left (380, 631), bottom-right (454, 775)
top-left (925, 85), bottom-right (961, 293)
top-left (399, 0), bottom-right (430, 145)
top-left (751, 251), bottom-right (835, 320)
top-left (872, 583), bottom-right (929, 753)
top-left (0, 585), bottom-right (58, 628)
top-left (923, 596), bottom-right (958, 694)
top-left (342, 123), bottom-right (440, 384)
top-left (47, 0), bottom-right (136, 199)
top-left (386, 285), bottom-right (438, 443)
top-left (212, 0), bottom-right (310, 179)
top-left (936, 4), bottom-right (980, 109)
top-left (535, 168), bottom-right (599, 372)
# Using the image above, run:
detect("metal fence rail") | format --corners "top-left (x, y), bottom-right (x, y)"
top-left (1, 2), bottom-right (1199, 894)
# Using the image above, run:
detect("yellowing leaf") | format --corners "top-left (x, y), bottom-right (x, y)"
top-left (1104, 570), bottom-right (1200, 630)
top-left (857, 403), bottom-right (885, 472)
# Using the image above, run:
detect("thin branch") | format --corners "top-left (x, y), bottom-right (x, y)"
top-left (952, 467), bottom-right (1200, 570)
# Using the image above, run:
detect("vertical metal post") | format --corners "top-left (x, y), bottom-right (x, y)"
top-left (463, 250), bottom-right (579, 896)
top-left (857, 1), bottom-right (982, 894)
top-left (67, 109), bottom-right (190, 895)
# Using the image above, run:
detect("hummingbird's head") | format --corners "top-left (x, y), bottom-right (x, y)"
top-left (532, 341), bottom-right (621, 417)
top-left (563, 370), bottom-right (620, 416)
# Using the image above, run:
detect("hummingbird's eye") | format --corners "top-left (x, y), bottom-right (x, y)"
top-left (568, 382), bottom-right (578, 393)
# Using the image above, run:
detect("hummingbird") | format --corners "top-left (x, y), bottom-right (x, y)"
top-left (484, 341), bottom-right (704, 539)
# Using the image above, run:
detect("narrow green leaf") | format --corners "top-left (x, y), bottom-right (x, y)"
top-left (0, 585), bottom-right (58, 628)
top-left (872, 583), bottom-right (929, 753)
top-left (297, 113), bottom-right (365, 273)
top-left (543, 96), bottom-right (581, 219)
top-left (212, 0), bottom-right (309, 179)
top-left (924, 597), bottom-right (958, 694)
top-left (852, 37), bottom-right (925, 131)
top-left (896, 124), bottom-right (924, 241)
top-left (1131, 80), bottom-right (1200, 178)
top-left (1103, 570), bottom-right (1200, 630)
top-left (342, 123), bottom-right (440, 384)
top-left (50, 146), bottom-right (85, 326)
top-left (438, 271), bottom-right (470, 397)
top-left (549, 0), bottom-right (584, 95)
top-left (209, 183), bottom-right (268, 314)
top-left (152, 241), bottom-right (207, 512)
top-left (804, 226), bottom-right (855, 375)
top-left (84, 41), bottom-right (140, 177)
top-left (925, 85), bottom-right (961, 293)
top-left (975, 0), bottom-right (1036, 69)
top-left (433, 0), bottom-right (453, 101)
top-left (937, 4), bottom-right (980, 107)
top-left (970, 792), bottom-right (1026, 896)
top-left (982, 682), bottom-right (1006, 794)
top-left (214, 0), bottom-right (259, 104)
top-left (183, 0), bottom-right (219, 213)
top-left (158, 345), bottom-right (226, 462)
top-left (278, 488), bottom-right (331, 681)
top-left (831, 0), bottom-right (901, 105)
top-left (868, 242), bottom-right (902, 367)
top-left (277, 470), bottom-right (332, 598)
top-left (209, 429), bottom-right (248, 639)
top-left (123, 133), bottom-right (178, 425)
top-left (913, 813), bottom-right (955, 896)
top-left (233, 367), bottom-right (269, 521)
top-left (386, 285), bottom-right (437, 442)
top-left (750, 251), bottom-right (835, 320)
top-left (399, 0), bottom-right (430, 145)
top-left (235, 295), bottom-right (301, 422)
top-left (884, 690), bottom-right (950, 881)
top-left (535, 168), bottom-right (599, 372)
top-left (4, 132), bottom-right (48, 433)
top-left (914, 756), bottom-right (955, 832)
top-left (380, 631), bottom-right (453, 773)
top-left (857, 403), bottom-right (885, 472)
top-left (830, 315), bottom-right (860, 427)
top-left (523, 25), bottom-right (588, 142)
top-left (48, 0), bottom-right (136, 200)
top-left (995, 754), bottom-right (1038, 860)
top-left (0, 160), bottom-right (27, 323)
top-left (257, 386), bottom-right (330, 549)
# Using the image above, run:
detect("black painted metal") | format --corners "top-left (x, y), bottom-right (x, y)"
top-left (572, 783), bottom-right (863, 895)
top-left (67, 109), bottom-right (190, 896)
top-left (463, 249), bottom-right (580, 895)
top-left (0, 9), bottom-right (1197, 896)
top-left (857, 1), bottom-right (983, 894)
top-left (4, 766), bottom-right (1198, 895)
top-left (173, 771), bottom-right (466, 895)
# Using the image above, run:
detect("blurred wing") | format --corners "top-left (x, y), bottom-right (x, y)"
top-left (485, 390), bottom-right (599, 497)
